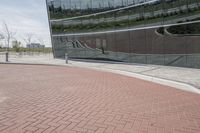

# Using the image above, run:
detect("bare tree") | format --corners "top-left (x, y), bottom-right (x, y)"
top-left (1, 22), bottom-right (16, 61)
top-left (0, 33), bottom-right (4, 48)
top-left (0, 34), bottom-right (3, 48)
top-left (12, 40), bottom-right (22, 53)
top-left (0, 43), bottom-right (3, 48)
top-left (37, 37), bottom-right (44, 46)
top-left (0, 32), bottom-right (4, 40)
top-left (23, 33), bottom-right (34, 45)
top-left (2, 22), bottom-right (16, 51)
top-left (36, 37), bottom-right (46, 53)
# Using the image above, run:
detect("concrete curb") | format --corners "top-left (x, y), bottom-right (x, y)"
top-left (0, 62), bottom-right (67, 67)
top-left (1, 61), bottom-right (200, 95)
top-left (68, 65), bottom-right (200, 95)
top-left (0, 62), bottom-right (76, 71)
top-left (91, 67), bottom-right (200, 94)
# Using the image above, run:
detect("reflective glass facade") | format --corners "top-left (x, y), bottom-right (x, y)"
top-left (47, 0), bottom-right (200, 68)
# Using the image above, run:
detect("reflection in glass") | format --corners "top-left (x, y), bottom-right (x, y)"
top-left (47, 0), bottom-right (200, 68)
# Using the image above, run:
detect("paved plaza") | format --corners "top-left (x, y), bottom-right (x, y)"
top-left (1, 53), bottom-right (200, 90)
top-left (0, 64), bottom-right (200, 133)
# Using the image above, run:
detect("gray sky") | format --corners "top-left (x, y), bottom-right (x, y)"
top-left (0, 0), bottom-right (52, 47)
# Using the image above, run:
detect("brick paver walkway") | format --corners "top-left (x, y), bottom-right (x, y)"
top-left (0, 64), bottom-right (199, 133)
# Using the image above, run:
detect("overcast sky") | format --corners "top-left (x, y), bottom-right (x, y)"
top-left (0, 0), bottom-right (52, 47)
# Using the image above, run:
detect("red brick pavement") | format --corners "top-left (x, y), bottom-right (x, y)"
top-left (0, 64), bottom-right (199, 133)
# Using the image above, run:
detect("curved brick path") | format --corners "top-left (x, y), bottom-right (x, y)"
top-left (0, 64), bottom-right (200, 133)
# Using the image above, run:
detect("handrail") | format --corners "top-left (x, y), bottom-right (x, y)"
top-left (53, 20), bottom-right (200, 37)
top-left (51, 0), bottom-right (159, 22)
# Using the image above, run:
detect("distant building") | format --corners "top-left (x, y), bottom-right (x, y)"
top-left (26, 43), bottom-right (45, 48)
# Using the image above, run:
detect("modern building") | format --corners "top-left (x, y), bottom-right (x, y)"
top-left (47, 0), bottom-right (200, 68)
top-left (26, 43), bottom-right (45, 48)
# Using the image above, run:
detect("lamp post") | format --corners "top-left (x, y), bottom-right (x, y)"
top-left (6, 38), bottom-right (10, 62)
top-left (96, 39), bottom-right (107, 54)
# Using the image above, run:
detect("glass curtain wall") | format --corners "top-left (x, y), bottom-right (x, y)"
top-left (47, 0), bottom-right (200, 68)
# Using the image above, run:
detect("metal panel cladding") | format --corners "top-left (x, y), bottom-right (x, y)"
top-left (47, 0), bottom-right (200, 68)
